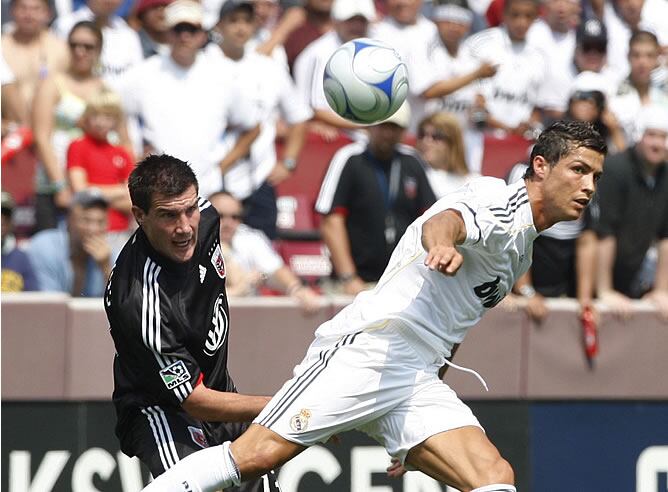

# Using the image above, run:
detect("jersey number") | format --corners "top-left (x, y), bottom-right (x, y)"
top-left (474, 276), bottom-right (502, 308)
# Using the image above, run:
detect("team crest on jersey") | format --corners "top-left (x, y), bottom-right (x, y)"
top-left (204, 294), bottom-right (229, 356)
top-left (159, 360), bottom-right (191, 390)
top-left (403, 177), bottom-right (417, 199)
top-left (289, 409), bottom-right (312, 432)
top-left (187, 426), bottom-right (209, 449)
top-left (210, 244), bottom-right (226, 279)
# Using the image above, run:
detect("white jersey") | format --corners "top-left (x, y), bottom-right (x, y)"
top-left (229, 224), bottom-right (284, 276)
top-left (116, 52), bottom-right (259, 198)
top-left (463, 26), bottom-right (546, 128)
top-left (608, 81), bottom-right (668, 143)
top-left (52, 7), bottom-right (143, 85)
top-left (293, 30), bottom-right (342, 112)
top-left (315, 177), bottom-right (537, 357)
top-left (206, 45), bottom-right (312, 200)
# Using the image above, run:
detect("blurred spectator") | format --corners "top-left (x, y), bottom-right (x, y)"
top-left (116, 0), bottom-right (260, 199)
top-left (208, 0), bottom-right (311, 239)
top-left (27, 189), bottom-right (112, 296)
top-left (585, 105), bottom-right (668, 318)
top-left (608, 30), bottom-right (668, 147)
top-left (409, 0), bottom-right (497, 172)
top-left (1, 191), bottom-right (38, 292)
top-left (565, 71), bottom-right (625, 151)
top-left (245, 0), bottom-right (288, 67)
top-left (315, 103), bottom-right (436, 295)
top-left (292, 0), bottom-right (375, 140)
top-left (1, 0), bottom-right (68, 115)
top-left (284, 0), bottom-right (333, 73)
top-left (66, 90), bottom-right (134, 257)
top-left (537, 18), bottom-right (617, 119)
top-left (31, 21), bottom-right (107, 231)
top-left (462, 0), bottom-right (545, 137)
top-left (53, 0), bottom-right (143, 85)
top-left (135, 0), bottom-right (173, 58)
top-left (416, 112), bottom-right (480, 198)
top-left (1, 51), bottom-right (28, 135)
top-left (209, 191), bottom-right (321, 313)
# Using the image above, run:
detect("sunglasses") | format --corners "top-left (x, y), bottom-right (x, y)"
top-left (68, 41), bottom-right (98, 52)
top-left (417, 130), bottom-right (450, 142)
top-left (219, 213), bottom-right (243, 221)
top-left (172, 23), bottom-right (202, 34)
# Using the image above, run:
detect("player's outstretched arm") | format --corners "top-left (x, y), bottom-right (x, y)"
top-left (421, 209), bottom-right (467, 276)
top-left (182, 384), bottom-right (271, 423)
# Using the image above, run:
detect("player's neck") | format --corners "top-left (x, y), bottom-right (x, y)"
top-left (221, 42), bottom-right (245, 61)
top-left (524, 178), bottom-right (550, 232)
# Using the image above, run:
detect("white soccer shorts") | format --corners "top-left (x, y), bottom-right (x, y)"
top-left (254, 320), bottom-right (482, 463)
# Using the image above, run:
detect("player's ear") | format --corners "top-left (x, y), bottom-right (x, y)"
top-left (132, 205), bottom-right (146, 227)
top-left (532, 155), bottom-right (549, 179)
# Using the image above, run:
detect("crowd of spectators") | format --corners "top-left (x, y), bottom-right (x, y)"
top-left (1, 0), bottom-right (666, 318)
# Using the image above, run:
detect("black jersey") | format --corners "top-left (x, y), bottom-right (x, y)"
top-left (106, 198), bottom-right (235, 435)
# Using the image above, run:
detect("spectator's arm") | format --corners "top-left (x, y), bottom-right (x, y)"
top-left (271, 265), bottom-right (321, 314)
top-left (513, 270), bottom-right (547, 322)
top-left (576, 229), bottom-right (598, 311)
top-left (643, 238), bottom-right (668, 320)
top-left (313, 108), bottom-right (363, 130)
top-left (1, 79), bottom-right (28, 130)
top-left (320, 212), bottom-right (365, 295)
top-left (422, 63), bottom-right (498, 100)
top-left (267, 120), bottom-right (307, 186)
top-left (255, 6), bottom-right (306, 56)
top-left (219, 124), bottom-right (261, 174)
top-left (597, 235), bottom-right (632, 317)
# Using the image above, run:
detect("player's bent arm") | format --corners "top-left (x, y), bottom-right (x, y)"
top-left (182, 383), bottom-right (271, 423)
top-left (421, 209), bottom-right (467, 275)
top-left (219, 125), bottom-right (261, 174)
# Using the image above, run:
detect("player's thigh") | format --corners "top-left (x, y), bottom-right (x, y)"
top-left (129, 405), bottom-right (210, 477)
top-left (406, 426), bottom-right (513, 490)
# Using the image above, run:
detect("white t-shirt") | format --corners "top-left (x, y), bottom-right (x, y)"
top-left (117, 52), bottom-right (259, 198)
top-left (52, 7), bottom-right (143, 85)
top-left (229, 223), bottom-right (284, 276)
top-left (315, 177), bottom-right (538, 358)
top-left (410, 33), bottom-right (485, 172)
top-left (608, 81), bottom-right (668, 143)
top-left (206, 45), bottom-right (313, 200)
top-left (462, 26), bottom-right (546, 128)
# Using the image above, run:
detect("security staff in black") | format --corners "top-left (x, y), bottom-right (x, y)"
top-left (105, 154), bottom-right (278, 491)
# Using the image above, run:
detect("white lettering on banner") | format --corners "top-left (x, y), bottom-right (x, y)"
top-left (8, 449), bottom-right (145, 491)
top-left (9, 450), bottom-right (70, 492)
top-left (351, 447), bottom-right (393, 492)
top-left (72, 448), bottom-right (115, 491)
top-left (277, 446), bottom-right (341, 491)
top-left (636, 446), bottom-right (668, 492)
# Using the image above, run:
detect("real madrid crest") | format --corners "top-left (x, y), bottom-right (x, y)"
top-left (289, 409), bottom-right (312, 432)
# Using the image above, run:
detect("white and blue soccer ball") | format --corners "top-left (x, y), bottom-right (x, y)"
top-left (323, 38), bottom-right (409, 124)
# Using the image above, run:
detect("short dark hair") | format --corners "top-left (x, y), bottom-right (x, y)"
top-left (129, 154), bottom-right (199, 212)
top-left (629, 30), bottom-right (659, 50)
top-left (524, 121), bottom-right (607, 178)
top-left (68, 20), bottom-right (103, 48)
top-left (504, 0), bottom-right (538, 12)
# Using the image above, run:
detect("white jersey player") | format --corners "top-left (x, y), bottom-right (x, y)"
top-left (142, 121), bottom-right (607, 492)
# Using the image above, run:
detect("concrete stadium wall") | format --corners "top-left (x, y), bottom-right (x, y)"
top-left (2, 294), bottom-right (667, 401)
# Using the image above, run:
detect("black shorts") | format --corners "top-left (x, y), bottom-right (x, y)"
top-left (123, 405), bottom-right (279, 492)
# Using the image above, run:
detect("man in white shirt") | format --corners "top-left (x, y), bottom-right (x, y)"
top-left (292, 0), bottom-right (376, 140)
top-left (117, 0), bottom-right (260, 200)
top-left (207, 0), bottom-right (312, 239)
top-left (142, 121), bottom-right (607, 492)
top-left (462, 0), bottom-right (545, 136)
top-left (52, 0), bottom-right (143, 85)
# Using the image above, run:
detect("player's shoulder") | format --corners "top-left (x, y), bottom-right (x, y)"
top-left (463, 176), bottom-right (524, 206)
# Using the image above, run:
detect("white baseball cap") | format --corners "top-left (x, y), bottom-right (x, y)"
top-left (571, 71), bottom-right (612, 96)
top-left (331, 0), bottom-right (376, 21)
top-left (637, 104), bottom-right (668, 135)
top-left (165, 0), bottom-right (203, 28)
top-left (380, 101), bottom-right (411, 129)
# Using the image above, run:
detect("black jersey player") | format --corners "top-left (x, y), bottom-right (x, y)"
top-left (105, 154), bottom-right (278, 490)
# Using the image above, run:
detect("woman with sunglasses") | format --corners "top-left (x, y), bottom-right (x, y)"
top-left (32, 21), bottom-right (129, 232)
top-left (416, 112), bottom-right (479, 199)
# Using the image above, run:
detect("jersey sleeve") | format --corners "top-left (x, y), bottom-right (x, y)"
top-left (66, 138), bottom-right (88, 171)
top-left (315, 152), bottom-right (354, 215)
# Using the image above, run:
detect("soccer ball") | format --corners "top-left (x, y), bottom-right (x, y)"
top-left (323, 38), bottom-right (409, 124)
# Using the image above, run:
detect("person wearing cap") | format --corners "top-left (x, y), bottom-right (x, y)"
top-left (1, 191), bottom-right (38, 292)
top-left (292, 0), bottom-right (377, 140)
top-left (579, 104), bottom-right (668, 319)
top-left (409, 0), bottom-right (498, 173)
top-left (206, 0), bottom-right (311, 240)
top-left (315, 102), bottom-right (436, 295)
top-left (27, 189), bottom-right (112, 297)
top-left (608, 30), bottom-right (668, 147)
top-left (135, 0), bottom-right (173, 58)
top-left (52, 0), bottom-right (143, 86)
top-left (116, 0), bottom-right (261, 199)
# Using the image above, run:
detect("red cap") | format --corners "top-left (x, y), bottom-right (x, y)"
top-left (136, 0), bottom-right (172, 17)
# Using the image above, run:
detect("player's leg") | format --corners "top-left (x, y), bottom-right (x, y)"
top-left (405, 426), bottom-right (515, 492)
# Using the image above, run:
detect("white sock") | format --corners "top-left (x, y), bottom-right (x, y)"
top-left (141, 442), bottom-right (241, 492)
top-left (471, 485), bottom-right (517, 492)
